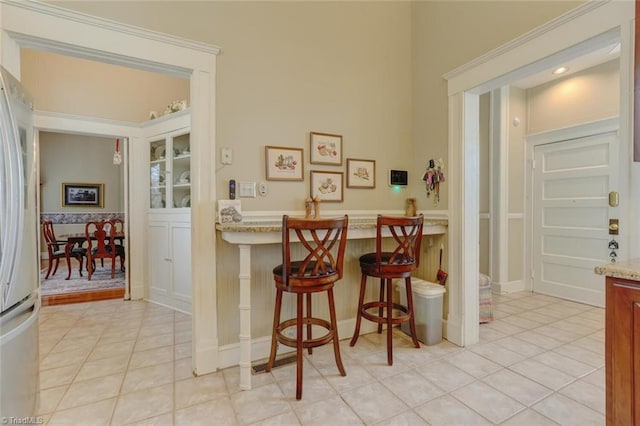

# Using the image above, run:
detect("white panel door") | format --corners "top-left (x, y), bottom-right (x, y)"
top-left (533, 131), bottom-right (617, 307)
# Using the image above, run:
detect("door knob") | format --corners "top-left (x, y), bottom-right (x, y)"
top-left (609, 219), bottom-right (619, 235)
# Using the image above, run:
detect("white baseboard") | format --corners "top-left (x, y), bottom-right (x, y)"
top-left (218, 317), bottom-right (378, 369)
top-left (492, 280), bottom-right (525, 294)
top-left (193, 341), bottom-right (219, 376)
top-left (445, 314), bottom-right (463, 346)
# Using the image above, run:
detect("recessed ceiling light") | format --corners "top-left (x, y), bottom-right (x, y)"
top-left (552, 66), bottom-right (569, 75)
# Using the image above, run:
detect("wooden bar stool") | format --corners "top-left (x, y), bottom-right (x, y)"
top-left (265, 215), bottom-right (349, 400)
top-left (350, 214), bottom-right (424, 365)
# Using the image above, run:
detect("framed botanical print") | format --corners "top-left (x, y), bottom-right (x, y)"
top-left (265, 146), bottom-right (304, 181)
top-left (310, 131), bottom-right (342, 166)
top-left (346, 158), bottom-right (375, 189)
top-left (310, 170), bottom-right (343, 202)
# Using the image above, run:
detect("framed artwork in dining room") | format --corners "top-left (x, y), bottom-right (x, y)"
top-left (62, 183), bottom-right (104, 208)
top-left (265, 146), bottom-right (304, 181)
top-left (346, 158), bottom-right (376, 189)
top-left (310, 131), bottom-right (342, 165)
top-left (310, 170), bottom-right (343, 202)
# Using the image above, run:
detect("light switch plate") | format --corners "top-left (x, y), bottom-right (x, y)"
top-left (221, 147), bottom-right (233, 165)
top-left (238, 181), bottom-right (256, 198)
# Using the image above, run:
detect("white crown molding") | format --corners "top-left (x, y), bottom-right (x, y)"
top-left (3, 0), bottom-right (220, 55)
top-left (33, 110), bottom-right (141, 138)
top-left (442, 1), bottom-right (604, 81)
top-left (2, 0), bottom-right (220, 77)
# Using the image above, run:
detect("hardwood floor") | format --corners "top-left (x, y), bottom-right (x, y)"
top-left (41, 288), bottom-right (125, 306)
top-left (40, 258), bottom-right (125, 306)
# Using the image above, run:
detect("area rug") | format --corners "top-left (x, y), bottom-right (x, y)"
top-left (40, 267), bottom-right (126, 296)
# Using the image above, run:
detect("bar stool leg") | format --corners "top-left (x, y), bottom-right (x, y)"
top-left (386, 278), bottom-right (394, 365)
top-left (306, 293), bottom-right (313, 355)
top-left (404, 277), bottom-right (421, 348)
top-left (350, 273), bottom-right (368, 346)
top-left (327, 288), bottom-right (346, 376)
top-left (265, 287), bottom-right (283, 373)
top-left (296, 293), bottom-right (304, 400)
top-left (377, 279), bottom-right (385, 334)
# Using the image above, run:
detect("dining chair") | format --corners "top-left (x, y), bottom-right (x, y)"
top-left (85, 220), bottom-right (117, 280)
top-left (350, 214), bottom-right (424, 365)
top-left (42, 220), bottom-right (86, 280)
top-left (265, 215), bottom-right (349, 400)
top-left (107, 218), bottom-right (126, 272)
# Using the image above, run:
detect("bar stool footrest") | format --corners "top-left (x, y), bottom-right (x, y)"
top-left (360, 301), bottom-right (412, 326)
top-left (275, 317), bottom-right (336, 349)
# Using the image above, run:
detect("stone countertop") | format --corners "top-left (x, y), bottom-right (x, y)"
top-left (594, 258), bottom-right (640, 281)
top-left (215, 217), bottom-right (448, 233)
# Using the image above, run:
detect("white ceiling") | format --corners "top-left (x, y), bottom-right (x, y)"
top-left (511, 41), bottom-right (621, 89)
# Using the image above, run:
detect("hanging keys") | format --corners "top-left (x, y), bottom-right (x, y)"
top-left (608, 238), bottom-right (619, 263)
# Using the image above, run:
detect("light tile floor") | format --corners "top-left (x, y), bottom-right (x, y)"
top-left (37, 291), bottom-right (605, 425)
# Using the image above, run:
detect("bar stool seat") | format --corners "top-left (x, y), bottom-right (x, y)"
top-left (265, 215), bottom-right (349, 400)
top-left (350, 214), bottom-right (424, 365)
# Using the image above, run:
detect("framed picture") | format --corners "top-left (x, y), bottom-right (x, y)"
top-left (62, 183), bottom-right (104, 208)
top-left (310, 131), bottom-right (343, 165)
top-left (346, 158), bottom-right (376, 189)
top-left (310, 171), bottom-right (343, 202)
top-left (265, 146), bottom-right (304, 181)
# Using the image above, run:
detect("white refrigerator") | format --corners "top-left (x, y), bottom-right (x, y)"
top-left (0, 65), bottom-right (40, 418)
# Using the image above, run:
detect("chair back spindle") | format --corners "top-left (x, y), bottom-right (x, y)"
top-left (85, 220), bottom-right (117, 280)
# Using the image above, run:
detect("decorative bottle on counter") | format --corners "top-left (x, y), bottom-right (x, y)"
top-left (406, 198), bottom-right (417, 216)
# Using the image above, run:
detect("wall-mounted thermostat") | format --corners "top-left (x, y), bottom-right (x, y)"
top-left (389, 169), bottom-right (408, 187)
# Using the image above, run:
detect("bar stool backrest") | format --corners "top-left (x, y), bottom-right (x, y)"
top-left (280, 215), bottom-right (349, 288)
top-left (374, 214), bottom-right (424, 274)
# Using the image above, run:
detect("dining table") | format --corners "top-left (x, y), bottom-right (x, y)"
top-left (59, 231), bottom-right (125, 279)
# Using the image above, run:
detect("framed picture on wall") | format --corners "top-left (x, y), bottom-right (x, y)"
top-left (62, 182), bottom-right (104, 208)
top-left (310, 170), bottom-right (343, 202)
top-left (346, 158), bottom-right (376, 188)
top-left (265, 146), bottom-right (304, 181)
top-left (310, 131), bottom-right (342, 165)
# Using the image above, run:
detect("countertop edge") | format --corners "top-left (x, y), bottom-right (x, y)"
top-left (594, 258), bottom-right (640, 281)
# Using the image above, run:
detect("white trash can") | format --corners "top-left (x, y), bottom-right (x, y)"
top-left (395, 278), bottom-right (446, 345)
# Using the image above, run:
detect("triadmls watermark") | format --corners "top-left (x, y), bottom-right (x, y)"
top-left (1, 417), bottom-right (44, 425)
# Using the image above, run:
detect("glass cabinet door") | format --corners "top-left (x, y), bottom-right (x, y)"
top-left (149, 131), bottom-right (190, 209)
top-left (172, 133), bottom-right (190, 208)
top-left (150, 138), bottom-right (167, 209)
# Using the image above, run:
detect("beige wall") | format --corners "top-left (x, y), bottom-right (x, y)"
top-left (21, 49), bottom-right (189, 123)
top-left (43, 1), bottom-right (583, 214)
top-left (410, 0), bottom-right (583, 210)
top-left (40, 132), bottom-right (123, 213)
top-left (55, 1), bottom-right (414, 213)
top-left (508, 87), bottom-right (526, 282)
top-left (527, 59), bottom-right (620, 134)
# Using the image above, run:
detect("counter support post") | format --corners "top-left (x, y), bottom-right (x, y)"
top-left (238, 243), bottom-right (252, 390)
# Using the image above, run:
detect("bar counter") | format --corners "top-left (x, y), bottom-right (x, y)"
top-left (216, 216), bottom-right (448, 390)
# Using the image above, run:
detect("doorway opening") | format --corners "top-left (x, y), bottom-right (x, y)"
top-left (38, 131), bottom-right (128, 305)
top-left (444, 2), bottom-right (633, 346)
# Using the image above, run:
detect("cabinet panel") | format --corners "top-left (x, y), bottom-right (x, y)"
top-left (171, 223), bottom-right (192, 303)
top-left (148, 222), bottom-right (170, 296)
top-left (634, 302), bottom-right (640, 426)
top-left (606, 277), bottom-right (640, 425)
top-left (147, 218), bottom-right (191, 313)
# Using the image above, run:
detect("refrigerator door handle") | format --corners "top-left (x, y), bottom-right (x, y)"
top-left (0, 75), bottom-right (24, 306)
